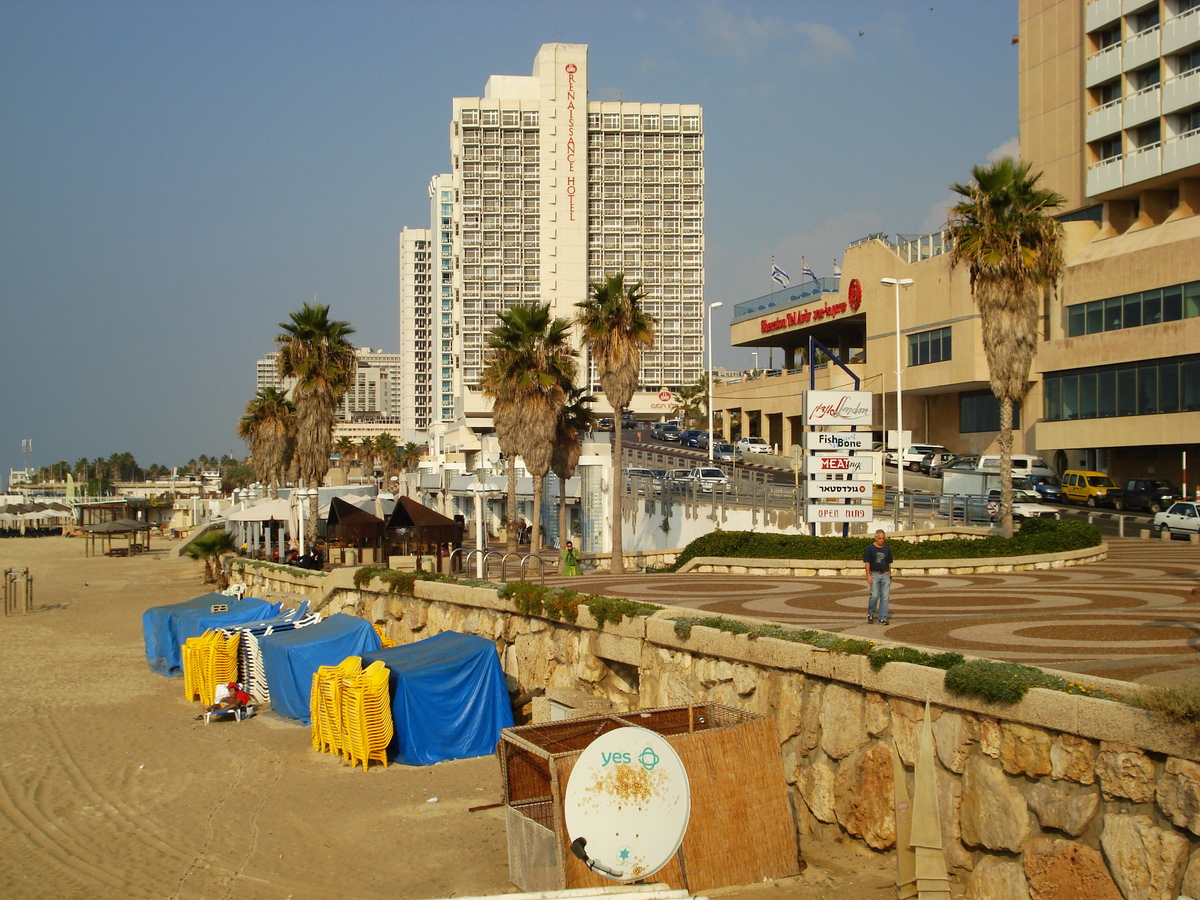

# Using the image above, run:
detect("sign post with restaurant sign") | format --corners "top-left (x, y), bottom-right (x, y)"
top-left (803, 390), bottom-right (873, 528)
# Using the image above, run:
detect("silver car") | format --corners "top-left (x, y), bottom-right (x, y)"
top-left (1154, 501), bottom-right (1200, 537)
top-left (711, 442), bottom-right (736, 462)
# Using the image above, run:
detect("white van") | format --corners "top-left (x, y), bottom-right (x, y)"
top-left (977, 454), bottom-right (1056, 478)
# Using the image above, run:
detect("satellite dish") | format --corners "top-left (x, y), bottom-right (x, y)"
top-left (563, 726), bottom-right (690, 882)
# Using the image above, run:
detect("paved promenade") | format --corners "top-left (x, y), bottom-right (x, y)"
top-left (547, 537), bottom-right (1200, 687)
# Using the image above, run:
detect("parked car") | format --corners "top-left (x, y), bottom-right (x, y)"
top-left (919, 450), bottom-right (959, 476)
top-left (988, 488), bottom-right (1060, 521)
top-left (696, 432), bottom-right (723, 450)
top-left (656, 425), bottom-right (682, 442)
top-left (623, 468), bottom-right (657, 491)
top-left (736, 436), bottom-right (770, 456)
top-left (680, 429), bottom-right (705, 448)
top-left (1153, 501), bottom-right (1200, 537)
top-left (1104, 478), bottom-right (1182, 513)
top-left (939, 455), bottom-right (980, 475)
top-left (711, 442), bottom-right (737, 462)
top-left (681, 467), bottom-right (729, 491)
top-left (597, 417), bottom-right (614, 431)
top-left (888, 444), bottom-right (950, 471)
top-left (665, 468), bottom-right (693, 483)
top-left (1025, 473), bottom-right (1065, 504)
top-left (977, 454), bottom-right (1057, 479)
top-left (1061, 470), bottom-right (1116, 506)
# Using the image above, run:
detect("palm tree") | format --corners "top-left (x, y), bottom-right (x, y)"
top-left (183, 531), bottom-right (238, 589)
top-left (333, 436), bottom-right (355, 474)
top-left (551, 385), bottom-right (596, 551)
top-left (576, 274), bottom-right (655, 573)
top-left (356, 436), bottom-right (376, 480)
top-left (480, 302), bottom-right (576, 553)
top-left (238, 387), bottom-right (295, 496)
top-left (673, 374), bottom-right (708, 429)
top-left (947, 157), bottom-right (1064, 538)
top-left (399, 442), bottom-right (422, 494)
top-left (374, 432), bottom-right (399, 491)
top-left (275, 303), bottom-right (357, 523)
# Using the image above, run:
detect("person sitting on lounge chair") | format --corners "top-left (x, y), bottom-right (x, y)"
top-left (200, 682), bottom-right (251, 716)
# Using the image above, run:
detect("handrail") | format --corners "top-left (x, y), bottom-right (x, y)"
top-left (448, 547), bottom-right (468, 575)
top-left (519, 553), bottom-right (550, 585)
top-left (497, 551), bottom-right (523, 581)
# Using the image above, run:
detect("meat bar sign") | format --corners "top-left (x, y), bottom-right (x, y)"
top-left (804, 391), bottom-right (873, 427)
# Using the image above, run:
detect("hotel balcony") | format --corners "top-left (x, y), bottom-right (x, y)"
top-left (1087, 155), bottom-right (1124, 196)
top-left (1125, 142), bottom-right (1163, 182)
top-left (1164, 127), bottom-right (1200, 173)
top-left (1122, 25), bottom-right (1162, 72)
top-left (1123, 84), bottom-right (1162, 127)
top-left (1163, 6), bottom-right (1200, 55)
top-left (1163, 68), bottom-right (1200, 114)
top-left (1086, 43), bottom-right (1123, 87)
top-left (1086, 99), bottom-right (1124, 142)
top-left (1086, 0), bottom-right (1121, 32)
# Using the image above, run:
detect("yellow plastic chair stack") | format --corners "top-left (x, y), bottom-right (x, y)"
top-left (309, 656), bottom-right (363, 757)
top-left (182, 631), bottom-right (214, 702)
top-left (340, 660), bottom-right (393, 771)
top-left (373, 624), bottom-right (396, 648)
top-left (182, 630), bottom-right (241, 706)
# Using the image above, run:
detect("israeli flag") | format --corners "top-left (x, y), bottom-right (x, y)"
top-left (771, 264), bottom-right (789, 286)
top-left (801, 259), bottom-right (819, 283)
top-left (833, 263), bottom-right (842, 277)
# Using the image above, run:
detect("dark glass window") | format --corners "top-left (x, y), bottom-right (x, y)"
top-left (1085, 301), bottom-right (1104, 333)
top-left (1068, 304), bottom-right (1086, 336)
top-left (1104, 296), bottom-right (1124, 330)
top-left (1143, 289), bottom-right (1162, 324)
top-left (1117, 368), bottom-right (1138, 416)
top-left (1045, 376), bottom-right (1062, 421)
top-left (1138, 365), bottom-right (1159, 415)
top-left (1160, 362), bottom-right (1179, 412)
top-left (1097, 370), bottom-right (1117, 417)
top-left (907, 327), bottom-right (951, 366)
top-left (1062, 375), bottom-right (1079, 420)
top-left (960, 390), bottom-right (1019, 433)
top-left (1078, 371), bottom-right (1098, 418)
top-left (1123, 293), bottom-right (1142, 328)
top-left (1163, 284), bottom-right (1183, 321)
top-left (1185, 281), bottom-right (1200, 319)
top-left (1183, 360), bottom-right (1200, 411)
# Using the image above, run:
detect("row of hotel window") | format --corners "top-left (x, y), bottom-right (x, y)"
top-left (457, 109), bottom-right (701, 131)
top-left (1066, 280), bottom-right (1200, 336)
top-left (1044, 355), bottom-right (1200, 421)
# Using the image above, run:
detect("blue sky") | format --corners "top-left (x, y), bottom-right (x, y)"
top-left (0, 0), bottom-right (1018, 474)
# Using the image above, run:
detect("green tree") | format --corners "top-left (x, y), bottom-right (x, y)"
top-left (551, 385), bottom-right (596, 551)
top-left (357, 436), bottom-right (377, 481)
top-left (275, 303), bottom-right (357, 523)
top-left (672, 374), bottom-right (709, 429)
top-left (947, 157), bottom-right (1065, 538)
top-left (333, 436), bottom-right (355, 474)
top-left (576, 274), bottom-right (655, 573)
top-left (238, 386), bottom-right (296, 496)
top-left (183, 531), bottom-right (238, 589)
top-left (481, 302), bottom-right (577, 552)
top-left (373, 432), bottom-right (400, 492)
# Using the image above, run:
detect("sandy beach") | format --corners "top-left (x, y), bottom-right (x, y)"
top-left (0, 537), bottom-right (896, 900)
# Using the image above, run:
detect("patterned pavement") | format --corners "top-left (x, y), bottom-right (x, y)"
top-left (545, 537), bottom-right (1200, 686)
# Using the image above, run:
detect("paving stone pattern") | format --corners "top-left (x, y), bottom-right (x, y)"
top-left (548, 538), bottom-right (1200, 685)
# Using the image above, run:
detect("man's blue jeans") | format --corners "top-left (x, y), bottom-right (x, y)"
top-left (868, 571), bottom-right (891, 621)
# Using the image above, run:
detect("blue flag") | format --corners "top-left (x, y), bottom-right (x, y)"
top-left (801, 259), bottom-right (819, 283)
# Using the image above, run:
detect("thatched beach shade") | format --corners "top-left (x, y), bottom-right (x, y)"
top-left (383, 497), bottom-right (464, 573)
top-left (325, 496), bottom-right (386, 566)
top-left (81, 518), bottom-right (153, 558)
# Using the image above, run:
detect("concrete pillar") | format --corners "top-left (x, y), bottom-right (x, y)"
top-left (1127, 190), bottom-right (1173, 232)
top-left (1165, 178), bottom-right (1200, 222)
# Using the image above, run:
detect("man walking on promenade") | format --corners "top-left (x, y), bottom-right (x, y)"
top-left (863, 529), bottom-right (893, 625)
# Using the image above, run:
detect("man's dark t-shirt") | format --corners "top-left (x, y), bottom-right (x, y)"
top-left (863, 544), bottom-right (893, 572)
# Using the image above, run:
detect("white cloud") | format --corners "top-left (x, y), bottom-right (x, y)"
top-left (686, 2), bottom-right (853, 67)
top-left (987, 136), bottom-right (1020, 163)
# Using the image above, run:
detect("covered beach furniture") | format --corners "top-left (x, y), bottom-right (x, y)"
top-left (143, 594), bottom-right (280, 676)
top-left (257, 613), bottom-right (381, 724)
top-left (361, 631), bottom-right (513, 766)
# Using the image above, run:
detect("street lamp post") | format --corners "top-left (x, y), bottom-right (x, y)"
top-left (471, 481), bottom-right (491, 579)
top-left (751, 351), bottom-right (759, 373)
top-left (881, 277), bottom-right (914, 525)
top-left (707, 301), bottom-right (724, 462)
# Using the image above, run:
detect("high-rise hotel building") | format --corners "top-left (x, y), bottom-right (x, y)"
top-left (399, 43), bottom-right (704, 444)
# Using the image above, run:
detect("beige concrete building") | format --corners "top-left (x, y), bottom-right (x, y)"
top-left (719, 0), bottom-right (1200, 488)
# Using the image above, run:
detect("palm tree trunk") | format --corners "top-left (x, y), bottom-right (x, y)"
top-left (998, 397), bottom-right (1015, 539)
top-left (531, 473), bottom-right (543, 552)
top-left (506, 457), bottom-right (518, 552)
top-left (611, 415), bottom-right (625, 574)
top-left (558, 476), bottom-right (568, 558)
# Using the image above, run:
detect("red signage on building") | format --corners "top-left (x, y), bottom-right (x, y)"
top-left (760, 299), bottom-right (852, 334)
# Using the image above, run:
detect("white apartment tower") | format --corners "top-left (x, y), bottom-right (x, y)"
top-left (400, 43), bottom-right (704, 439)
top-left (399, 222), bottom-right (434, 435)
top-left (255, 349), bottom-right (405, 424)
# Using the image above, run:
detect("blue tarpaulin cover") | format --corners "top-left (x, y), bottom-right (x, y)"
top-left (258, 613), bottom-right (381, 724)
top-left (143, 594), bottom-right (280, 676)
top-left (362, 631), bottom-right (513, 766)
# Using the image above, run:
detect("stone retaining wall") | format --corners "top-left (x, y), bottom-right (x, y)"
top-left (234, 560), bottom-right (1200, 900)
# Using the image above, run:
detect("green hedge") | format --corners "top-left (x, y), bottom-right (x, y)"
top-left (665, 519), bottom-right (1102, 571)
top-left (498, 582), bottom-right (660, 626)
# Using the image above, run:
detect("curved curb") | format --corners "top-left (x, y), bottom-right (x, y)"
top-left (677, 541), bottom-right (1108, 576)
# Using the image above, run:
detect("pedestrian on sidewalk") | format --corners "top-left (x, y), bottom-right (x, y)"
top-left (863, 529), bottom-right (893, 625)
top-left (561, 540), bottom-right (581, 576)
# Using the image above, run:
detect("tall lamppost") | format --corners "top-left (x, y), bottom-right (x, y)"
top-left (751, 351), bottom-right (759, 373)
top-left (881, 277), bottom-right (914, 525)
top-left (707, 301), bottom-right (724, 462)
